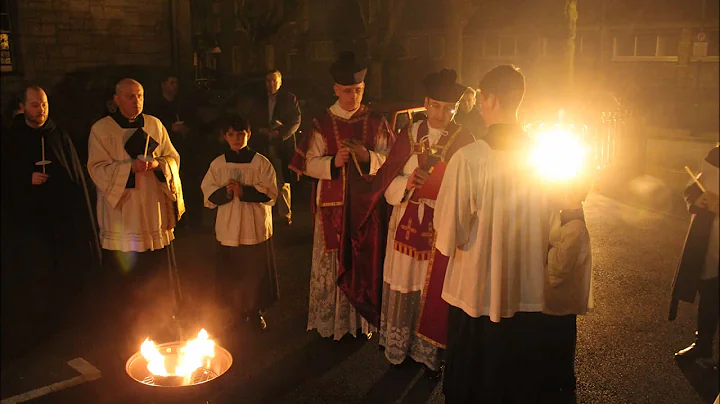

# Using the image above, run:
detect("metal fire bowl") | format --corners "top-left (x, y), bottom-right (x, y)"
top-left (125, 341), bottom-right (232, 403)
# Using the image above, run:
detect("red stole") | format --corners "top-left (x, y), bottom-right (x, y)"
top-left (289, 104), bottom-right (394, 327)
top-left (393, 122), bottom-right (467, 261)
top-left (289, 105), bottom-right (383, 252)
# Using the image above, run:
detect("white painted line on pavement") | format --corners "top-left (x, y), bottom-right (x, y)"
top-left (0, 357), bottom-right (102, 404)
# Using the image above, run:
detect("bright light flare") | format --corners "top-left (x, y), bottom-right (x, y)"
top-left (528, 124), bottom-right (587, 181)
top-left (140, 329), bottom-right (216, 380)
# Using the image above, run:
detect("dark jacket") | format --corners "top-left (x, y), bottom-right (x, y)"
top-left (250, 89), bottom-right (301, 155)
top-left (668, 146), bottom-right (719, 321)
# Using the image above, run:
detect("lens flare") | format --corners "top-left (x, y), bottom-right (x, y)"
top-left (528, 124), bottom-right (587, 181)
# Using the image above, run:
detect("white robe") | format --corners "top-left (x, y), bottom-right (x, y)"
top-left (201, 153), bottom-right (277, 247)
top-left (435, 140), bottom-right (552, 322)
top-left (382, 122), bottom-right (447, 293)
top-left (305, 102), bottom-right (390, 340)
top-left (87, 114), bottom-right (183, 252)
top-left (379, 121), bottom-right (446, 369)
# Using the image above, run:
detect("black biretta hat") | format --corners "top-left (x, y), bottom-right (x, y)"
top-left (424, 69), bottom-right (466, 104)
top-left (330, 52), bottom-right (367, 85)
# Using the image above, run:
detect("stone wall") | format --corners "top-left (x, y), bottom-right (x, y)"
top-left (1, 0), bottom-right (174, 109)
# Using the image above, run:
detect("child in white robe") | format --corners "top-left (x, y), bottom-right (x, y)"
top-left (541, 182), bottom-right (594, 396)
top-left (201, 114), bottom-right (279, 331)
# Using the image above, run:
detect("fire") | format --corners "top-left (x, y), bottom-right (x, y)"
top-left (140, 329), bottom-right (216, 380)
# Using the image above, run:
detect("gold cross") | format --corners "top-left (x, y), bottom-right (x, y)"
top-left (399, 219), bottom-right (417, 241)
top-left (421, 221), bottom-right (433, 240)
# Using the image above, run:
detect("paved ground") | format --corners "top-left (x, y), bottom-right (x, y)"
top-left (1, 187), bottom-right (718, 403)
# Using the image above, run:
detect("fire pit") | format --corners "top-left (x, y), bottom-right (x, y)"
top-left (126, 329), bottom-right (232, 403)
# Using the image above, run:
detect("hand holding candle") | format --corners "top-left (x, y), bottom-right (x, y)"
top-left (35, 136), bottom-right (52, 174)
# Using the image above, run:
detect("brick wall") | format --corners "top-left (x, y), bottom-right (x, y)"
top-left (1, 0), bottom-right (173, 110)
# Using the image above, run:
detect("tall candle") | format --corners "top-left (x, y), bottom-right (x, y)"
top-left (143, 133), bottom-right (151, 158)
top-left (41, 136), bottom-right (46, 174)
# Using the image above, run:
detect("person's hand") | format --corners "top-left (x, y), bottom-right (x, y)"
top-left (146, 159), bottom-right (160, 171)
top-left (31, 172), bottom-right (49, 185)
top-left (704, 192), bottom-right (719, 215)
top-left (132, 159), bottom-right (148, 173)
top-left (226, 179), bottom-right (242, 199)
top-left (334, 147), bottom-right (351, 168)
top-left (171, 122), bottom-right (190, 135)
top-left (341, 139), bottom-right (370, 163)
top-left (695, 192), bottom-right (712, 209)
top-left (406, 168), bottom-right (430, 190)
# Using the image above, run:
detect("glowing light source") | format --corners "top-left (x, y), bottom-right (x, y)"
top-left (140, 329), bottom-right (216, 383)
top-left (527, 123), bottom-right (587, 181)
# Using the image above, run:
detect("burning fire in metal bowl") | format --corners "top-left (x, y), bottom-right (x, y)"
top-left (126, 329), bottom-right (232, 401)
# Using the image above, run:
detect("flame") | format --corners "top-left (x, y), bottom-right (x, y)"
top-left (140, 329), bottom-right (216, 379)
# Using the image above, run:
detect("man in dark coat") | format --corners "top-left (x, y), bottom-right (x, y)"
top-left (453, 86), bottom-right (485, 140)
top-left (250, 69), bottom-right (301, 225)
top-left (1, 86), bottom-right (100, 358)
top-left (669, 144), bottom-right (719, 366)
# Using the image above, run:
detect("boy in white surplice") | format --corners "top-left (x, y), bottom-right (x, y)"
top-left (201, 114), bottom-right (280, 331)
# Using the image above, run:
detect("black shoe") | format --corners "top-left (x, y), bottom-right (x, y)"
top-left (244, 311), bottom-right (267, 331)
top-left (675, 342), bottom-right (712, 360)
top-left (423, 363), bottom-right (443, 380)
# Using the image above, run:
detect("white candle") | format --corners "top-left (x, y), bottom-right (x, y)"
top-left (41, 136), bottom-right (46, 174)
top-left (143, 133), bottom-right (151, 159)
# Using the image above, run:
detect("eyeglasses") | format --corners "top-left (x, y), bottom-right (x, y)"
top-left (428, 102), bottom-right (458, 114)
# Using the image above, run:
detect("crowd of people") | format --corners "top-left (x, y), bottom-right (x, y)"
top-left (0, 49), bottom-right (716, 404)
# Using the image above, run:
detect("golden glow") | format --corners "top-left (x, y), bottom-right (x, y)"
top-left (528, 123), bottom-right (587, 181)
top-left (140, 329), bottom-right (216, 381)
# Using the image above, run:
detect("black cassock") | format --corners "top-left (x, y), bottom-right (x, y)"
top-left (1, 115), bottom-right (100, 355)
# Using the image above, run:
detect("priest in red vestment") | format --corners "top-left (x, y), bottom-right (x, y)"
top-left (358, 69), bottom-right (475, 375)
top-left (289, 52), bottom-right (393, 339)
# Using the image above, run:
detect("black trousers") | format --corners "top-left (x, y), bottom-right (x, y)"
top-left (539, 314), bottom-right (577, 392)
top-left (697, 277), bottom-right (719, 350)
top-left (443, 307), bottom-right (544, 404)
top-left (215, 239), bottom-right (279, 317)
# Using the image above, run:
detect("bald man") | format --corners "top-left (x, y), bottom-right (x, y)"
top-left (1, 85), bottom-right (100, 356)
top-left (87, 79), bottom-right (184, 343)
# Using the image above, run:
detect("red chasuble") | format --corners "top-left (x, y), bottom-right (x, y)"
top-left (289, 105), bottom-right (393, 327)
top-left (359, 119), bottom-right (474, 347)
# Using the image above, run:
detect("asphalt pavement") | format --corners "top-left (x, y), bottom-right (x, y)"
top-left (1, 188), bottom-right (718, 404)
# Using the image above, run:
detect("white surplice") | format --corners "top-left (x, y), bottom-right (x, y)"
top-left (435, 140), bottom-right (552, 322)
top-left (88, 114), bottom-right (183, 252)
top-left (305, 102), bottom-right (390, 340)
top-left (379, 121), bottom-right (445, 369)
top-left (201, 152), bottom-right (277, 247)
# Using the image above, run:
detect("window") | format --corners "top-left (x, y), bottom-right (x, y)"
top-left (398, 36), bottom-right (428, 60)
top-left (578, 35), bottom-right (599, 57)
top-left (540, 37), bottom-right (565, 58)
top-left (613, 32), bottom-right (680, 59)
top-left (308, 41), bottom-right (334, 61)
top-left (483, 35), bottom-right (535, 58)
top-left (394, 112), bottom-right (409, 134)
top-left (0, 0), bottom-right (16, 73)
top-left (706, 30), bottom-right (719, 57)
top-left (657, 33), bottom-right (680, 57)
